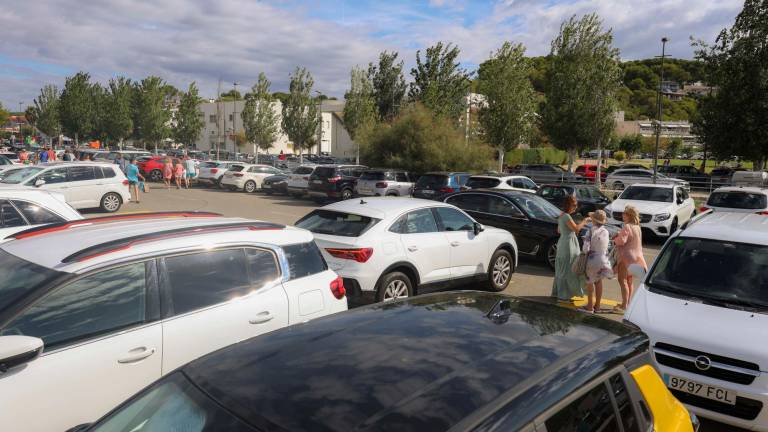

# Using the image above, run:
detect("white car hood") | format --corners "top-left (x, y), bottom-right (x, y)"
top-left (609, 199), bottom-right (673, 216)
top-left (628, 287), bottom-right (768, 371)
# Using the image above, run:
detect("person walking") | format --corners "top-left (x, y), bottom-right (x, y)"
top-left (47, 147), bottom-right (56, 162)
top-left (39, 147), bottom-right (49, 163)
top-left (613, 205), bottom-right (647, 313)
top-left (580, 210), bottom-right (613, 313)
top-left (173, 159), bottom-right (184, 189)
top-left (62, 149), bottom-right (72, 161)
top-left (125, 158), bottom-right (145, 204)
top-left (162, 158), bottom-right (173, 189)
top-left (551, 195), bottom-right (591, 304)
top-left (115, 154), bottom-right (127, 173)
top-left (183, 156), bottom-right (196, 189)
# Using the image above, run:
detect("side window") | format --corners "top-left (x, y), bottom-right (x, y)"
top-left (94, 166), bottom-right (105, 179)
top-left (637, 171), bottom-right (651, 177)
top-left (488, 196), bottom-right (524, 218)
top-left (609, 374), bottom-right (642, 432)
top-left (522, 178), bottom-right (537, 189)
top-left (245, 248), bottom-right (280, 287)
top-left (101, 167), bottom-right (117, 178)
top-left (435, 207), bottom-right (474, 231)
top-left (539, 186), bottom-right (553, 198)
top-left (391, 208), bottom-right (439, 234)
top-left (37, 168), bottom-right (68, 184)
top-left (11, 200), bottom-right (65, 225)
top-left (458, 174), bottom-right (471, 185)
top-left (544, 382), bottom-right (619, 432)
top-left (0, 200), bottom-right (26, 228)
top-left (283, 242), bottom-right (327, 280)
top-left (395, 172), bottom-right (408, 182)
top-left (68, 166), bottom-right (97, 182)
top-left (445, 194), bottom-right (487, 213)
top-left (576, 188), bottom-right (590, 199)
top-left (164, 249), bottom-right (251, 316)
top-left (2, 262), bottom-right (147, 350)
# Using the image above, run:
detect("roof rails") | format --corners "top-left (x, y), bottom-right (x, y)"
top-left (62, 221), bottom-right (285, 263)
top-left (680, 209), bottom-right (713, 231)
top-left (7, 211), bottom-right (223, 240)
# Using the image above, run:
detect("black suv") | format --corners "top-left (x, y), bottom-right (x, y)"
top-left (307, 164), bottom-right (367, 202)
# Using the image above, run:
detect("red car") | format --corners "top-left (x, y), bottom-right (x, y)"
top-left (137, 156), bottom-right (181, 182)
top-left (575, 164), bottom-right (607, 181)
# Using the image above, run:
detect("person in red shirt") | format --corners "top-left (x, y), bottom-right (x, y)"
top-left (47, 148), bottom-right (56, 161)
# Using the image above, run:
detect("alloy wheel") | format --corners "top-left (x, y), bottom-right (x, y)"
top-left (547, 243), bottom-right (558, 269)
top-left (102, 194), bottom-right (121, 212)
top-left (492, 255), bottom-right (511, 287)
top-left (245, 181), bottom-right (256, 193)
top-left (383, 280), bottom-right (409, 302)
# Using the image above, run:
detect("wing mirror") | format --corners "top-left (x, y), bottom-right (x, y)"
top-left (0, 336), bottom-right (44, 373)
top-left (473, 222), bottom-right (485, 236)
top-left (628, 264), bottom-right (647, 279)
top-left (34, 178), bottom-right (46, 187)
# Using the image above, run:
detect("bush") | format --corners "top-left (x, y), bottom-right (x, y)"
top-left (613, 150), bottom-right (627, 162)
top-left (505, 147), bottom-right (567, 166)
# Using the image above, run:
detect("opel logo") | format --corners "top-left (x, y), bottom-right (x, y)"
top-left (695, 355), bottom-right (712, 371)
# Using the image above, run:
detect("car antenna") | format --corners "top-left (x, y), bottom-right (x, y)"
top-left (360, 199), bottom-right (367, 204)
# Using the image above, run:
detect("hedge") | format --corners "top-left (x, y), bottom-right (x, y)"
top-left (505, 148), bottom-right (568, 166)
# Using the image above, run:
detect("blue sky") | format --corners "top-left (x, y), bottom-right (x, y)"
top-left (0, 0), bottom-right (743, 110)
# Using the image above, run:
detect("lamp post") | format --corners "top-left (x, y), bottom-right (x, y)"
top-left (232, 82), bottom-right (239, 156)
top-left (653, 37), bottom-right (669, 184)
top-left (315, 90), bottom-right (322, 156)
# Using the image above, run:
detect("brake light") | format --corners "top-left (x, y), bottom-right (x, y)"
top-left (757, 211), bottom-right (768, 215)
top-left (375, 182), bottom-right (388, 188)
top-left (440, 187), bottom-right (455, 193)
top-left (328, 176), bottom-right (342, 183)
top-left (233, 173), bottom-right (244, 177)
top-left (211, 168), bottom-right (219, 174)
top-left (122, 180), bottom-right (129, 186)
top-left (325, 247), bottom-right (374, 263)
top-left (699, 206), bottom-right (710, 213)
top-left (330, 276), bottom-right (346, 300)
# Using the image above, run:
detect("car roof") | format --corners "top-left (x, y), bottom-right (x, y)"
top-left (711, 186), bottom-right (768, 194)
top-left (183, 292), bottom-right (645, 432)
top-left (319, 197), bottom-right (452, 219)
top-left (37, 161), bottom-right (118, 168)
top-left (680, 212), bottom-right (768, 245)
top-left (423, 171), bottom-right (469, 175)
top-left (625, 183), bottom-right (676, 189)
top-left (455, 189), bottom-right (541, 198)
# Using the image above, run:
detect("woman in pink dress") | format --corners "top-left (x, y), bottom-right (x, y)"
top-left (173, 159), bottom-right (184, 189)
top-left (163, 158), bottom-right (173, 189)
top-left (613, 205), bottom-right (647, 313)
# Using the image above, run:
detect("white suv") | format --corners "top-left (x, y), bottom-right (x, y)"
top-left (220, 163), bottom-right (285, 192)
top-left (197, 160), bottom-right (243, 188)
top-left (701, 186), bottom-right (768, 215)
top-left (0, 189), bottom-right (82, 241)
top-left (605, 183), bottom-right (696, 237)
top-left (296, 198), bottom-right (518, 304)
top-left (0, 212), bottom-right (346, 432)
top-left (287, 164), bottom-right (317, 197)
top-left (625, 212), bottom-right (768, 430)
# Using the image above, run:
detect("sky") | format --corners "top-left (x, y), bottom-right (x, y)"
top-left (0, 0), bottom-right (744, 110)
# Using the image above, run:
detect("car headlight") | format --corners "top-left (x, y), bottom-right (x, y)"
top-left (653, 212), bottom-right (671, 222)
top-left (604, 205), bottom-right (612, 215)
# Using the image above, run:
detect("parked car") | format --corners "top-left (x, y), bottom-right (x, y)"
top-left (605, 184), bottom-right (696, 237)
top-left (93, 150), bottom-right (151, 163)
top-left (261, 173), bottom-right (290, 195)
top-left (537, 184), bottom-right (611, 216)
top-left (0, 152), bottom-right (19, 164)
top-left (196, 160), bottom-right (242, 188)
top-left (219, 163), bottom-right (284, 193)
top-left (137, 156), bottom-right (181, 182)
top-left (625, 211), bottom-right (767, 431)
top-left (0, 212), bottom-right (347, 432)
top-left (657, 165), bottom-right (711, 189)
top-left (0, 165), bottom-right (24, 181)
top-left (412, 171), bottom-right (471, 200)
top-left (606, 168), bottom-right (689, 191)
top-left (732, 170), bottom-right (768, 188)
top-left (81, 292), bottom-right (698, 432)
top-left (710, 166), bottom-right (747, 186)
top-left (286, 164), bottom-right (317, 197)
top-left (296, 198), bottom-right (517, 304)
top-left (355, 169), bottom-right (414, 197)
top-left (307, 164), bottom-right (368, 202)
top-left (508, 164), bottom-right (582, 184)
top-left (700, 186), bottom-right (768, 215)
top-left (0, 189), bottom-right (82, 241)
top-left (464, 175), bottom-right (538, 192)
top-left (0, 162), bottom-right (130, 213)
top-left (605, 163), bottom-right (649, 175)
top-left (575, 164), bottom-right (608, 181)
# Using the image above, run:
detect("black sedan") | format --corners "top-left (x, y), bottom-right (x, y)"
top-left (537, 184), bottom-right (611, 216)
top-left (78, 292), bottom-right (692, 432)
top-left (261, 173), bottom-right (289, 195)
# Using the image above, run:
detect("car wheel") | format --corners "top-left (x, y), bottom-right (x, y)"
top-left (244, 180), bottom-right (256, 193)
top-left (487, 249), bottom-right (514, 292)
top-left (386, 192), bottom-right (398, 197)
top-left (341, 188), bottom-right (353, 200)
top-left (376, 272), bottom-right (413, 302)
top-left (100, 192), bottom-right (122, 213)
top-left (544, 240), bottom-right (558, 270)
top-left (670, 217), bottom-right (678, 234)
top-left (149, 169), bottom-right (162, 182)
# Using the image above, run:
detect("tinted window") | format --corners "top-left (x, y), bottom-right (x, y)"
top-left (296, 210), bottom-right (379, 237)
top-left (390, 208), bottom-right (439, 234)
top-left (415, 174), bottom-right (447, 189)
top-left (610, 374), bottom-right (641, 432)
top-left (545, 382), bottom-right (619, 432)
top-left (487, 196), bottom-right (524, 217)
top-left (445, 194), bottom-right (488, 213)
top-left (283, 242), bottom-right (327, 279)
top-left (395, 172), bottom-right (409, 182)
top-left (246, 249), bottom-right (280, 287)
top-left (313, 167), bottom-right (337, 178)
top-left (466, 177), bottom-right (501, 189)
top-left (2, 262), bottom-right (147, 349)
top-left (0, 250), bottom-right (63, 312)
top-left (707, 191), bottom-right (767, 209)
top-left (359, 171), bottom-right (387, 181)
top-left (201, 162), bottom-right (219, 168)
top-left (435, 207), bottom-right (474, 231)
top-left (38, 168), bottom-right (68, 184)
top-left (12, 200), bottom-right (66, 225)
top-left (68, 166), bottom-right (97, 181)
top-left (101, 166), bottom-right (117, 178)
top-left (576, 188), bottom-right (591, 199)
top-left (165, 249), bottom-right (251, 316)
top-left (540, 186), bottom-right (568, 199)
top-left (619, 186), bottom-right (673, 203)
top-left (294, 166), bottom-right (315, 175)
top-left (510, 194), bottom-right (561, 220)
top-left (0, 200), bottom-right (25, 228)
top-left (229, 165), bottom-right (245, 172)
top-left (512, 178), bottom-right (536, 189)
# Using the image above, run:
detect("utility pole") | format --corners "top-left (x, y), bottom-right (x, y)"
top-left (465, 93), bottom-right (470, 147)
top-left (653, 37), bottom-right (669, 184)
top-left (233, 82), bottom-right (239, 157)
top-left (216, 79), bottom-right (222, 160)
top-left (315, 90), bottom-right (322, 156)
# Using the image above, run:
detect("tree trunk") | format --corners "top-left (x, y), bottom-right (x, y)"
top-left (75, 133), bottom-right (79, 147)
top-left (498, 146), bottom-right (505, 173)
top-left (567, 148), bottom-right (576, 172)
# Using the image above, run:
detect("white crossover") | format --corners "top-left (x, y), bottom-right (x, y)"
top-left (0, 189), bottom-right (82, 241)
top-left (605, 183), bottom-right (696, 237)
top-left (220, 163), bottom-right (285, 192)
top-left (701, 186), bottom-right (768, 215)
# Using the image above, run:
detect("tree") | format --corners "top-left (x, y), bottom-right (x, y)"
top-left (59, 72), bottom-right (98, 145)
top-left (173, 82), bottom-right (204, 148)
top-left (618, 134), bottom-right (643, 156)
top-left (541, 14), bottom-right (623, 172)
top-left (367, 51), bottom-right (407, 121)
top-left (133, 76), bottom-right (171, 149)
top-left (343, 67), bottom-right (377, 164)
top-left (613, 150), bottom-right (627, 162)
top-left (666, 137), bottom-right (683, 158)
top-left (281, 67), bottom-right (320, 161)
top-left (477, 42), bottom-right (537, 172)
top-left (219, 89), bottom-right (242, 101)
top-left (32, 85), bottom-right (62, 144)
top-left (409, 42), bottom-right (471, 120)
top-left (233, 131), bottom-right (247, 150)
top-left (100, 77), bottom-right (134, 147)
top-left (0, 103), bottom-right (8, 128)
top-left (241, 73), bottom-right (280, 156)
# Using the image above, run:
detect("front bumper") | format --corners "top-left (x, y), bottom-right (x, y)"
top-left (608, 216), bottom-right (673, 237)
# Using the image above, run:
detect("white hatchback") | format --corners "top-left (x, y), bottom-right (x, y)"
top-left (197, 160), bottom-right (246, 188)
top-left (220, 163), bottom-right (285, 193)
top-left (296, 198), bottom-right (518, 304)
top-left (0, 189), bottom-right (82, 241)
top-left (0, 212), bottom-right (347, 432)
top-left (287, 164), bottom-right (317, 197)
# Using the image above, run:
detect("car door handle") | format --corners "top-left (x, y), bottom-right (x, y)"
top-left (117, 346), bottom-right (156, 364)
top-left (450, 241), bottom-right (460, 247)
top-left (249, 311), bottom-right (274, 325)
top-left (407, 246), bottom-right (418, 252)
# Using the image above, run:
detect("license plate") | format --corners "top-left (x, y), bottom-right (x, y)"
top-left (664, 374), bottom-right (736, 405)
top-left (262, 184), bottom-right (271, 189)
top-left (313, 180), bottom-right (322, 184)
top-left (421, 190), bottom-right (434, 195)
top-left (359, 188), bottom-right (371, 194)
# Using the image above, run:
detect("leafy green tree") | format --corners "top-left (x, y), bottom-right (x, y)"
top-left (618, 134), bottom-right (643, 156)
top-left (541, 14), bottom-right (622, 171)
top-left (173, 82), bottom-right (205, 148)
top-left (409, 42), bottom-right (471, 120)
top-left (100, 77), bottom-right (134, 148)
top-left (343, 67), bottom-right (377, 164)
top-left (242, 73), bottom-right (280, 155)
top-left (133, 76), bottom-right (171, 149)
top-left (219, 89), bottom-right (242, 101)
top-left (0, 103), bottom-right (9, 127)
top-left (367, 51), bottom-right (407, 121)
top-left (32, 85), bottom-right (61, 144)
top-left (666, 137), bottom-right (683, 158)
top-left (613, 150), bottom-right (627, 162)
top-left (477, 42), bottom-right (537, 172)
top-left (59, 71), bottom-right (98, 145)
top-left (281, 67), bottom-right (320, 162)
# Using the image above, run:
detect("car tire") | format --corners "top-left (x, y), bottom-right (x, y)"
top-left (100, 192), bottom-right (122, 213)
top-left (376, 271), bottom-right (413, 302)
top-left (670, 217), bottom-right (678, 235)
top-left (487, 249), bottom-right (514, 292)
top-left (341, 188), bottom-right (353, 200)
top-left (149, 169), bottom-right (163, 182)
top-left (543, 240), bottom-right (558, 270)
top-left (265, 190), bottom-right (273, 195)
top-left (244, 180), bottom-right (256, 193)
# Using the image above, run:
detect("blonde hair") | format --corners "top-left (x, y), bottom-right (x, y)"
top-left (623, 205), bottom-right (640, 225)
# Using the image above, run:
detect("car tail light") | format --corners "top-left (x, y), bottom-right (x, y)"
top-left (375, 182), bottom-right (388, 188)
top-left (330, 276), bottom-right (346, 300)
top-left (325, 247), bottom-right (374, 263)
top-left (122, 180), bottom-right (129, 186)
top-left (328, 176), bottom-right (342, 183)
top-left (757, 211), bottom-right (768, 215)
top-left (233, 173), bottom-right (244, 177)
top-left (303, 176), bottom-right (309, 180)
top-left (440, 187), bottom-right (455, 193)
top-left (699, 206), bottom-right (710, 213)
top-left (211, 168), bottom-right (219, 174)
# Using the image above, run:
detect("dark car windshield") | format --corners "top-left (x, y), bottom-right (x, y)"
top-left (359, 171), bottom-right (391, 181)
top-left (707, 192), bottom-right (767, 210)
top-left (0, 167), bottom-right (43, 184)
top-left (296, 210), bottom-right (380, 237)
top-left (619, 186), bottom-right (673, 203)
top-left (509, 194), bottom-right (561, 220)
top-left (466, 177), bottom-right (500, 189)
top-left (648, 238), bottom-right (768, 310)
top-left (415, 174), bottom-right (448, 189)
top-left (313, 167), bottom-right (337, 178)
top-left (0, 249), bottom-right (64, 315)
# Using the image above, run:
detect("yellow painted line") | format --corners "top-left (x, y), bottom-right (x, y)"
top-left (563, 295), bottom-right (620, 310)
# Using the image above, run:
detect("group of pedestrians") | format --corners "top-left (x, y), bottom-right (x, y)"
top-left (551, 195), bottom-right (647, 314)
top-left (159, 156), bottom-right (197, 189)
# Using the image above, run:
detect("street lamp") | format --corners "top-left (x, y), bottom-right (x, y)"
top-left (233, 82), bottom-right (239, 156)
top-left (314, 90), bottom-right (322, 157)
top-left (653, 37), bottom-right (669, 184)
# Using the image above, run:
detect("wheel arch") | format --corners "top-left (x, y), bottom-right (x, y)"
top-left (496, 242), bottom-right (518, 269)
top-left (376, 261), bottom-right (421, 294)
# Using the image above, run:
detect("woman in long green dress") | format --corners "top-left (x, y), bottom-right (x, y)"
top-left (551, 195), bottom-right (591, 303)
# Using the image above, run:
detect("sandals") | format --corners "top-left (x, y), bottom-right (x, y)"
top-left (612, 305), bottom-right (626, 314)
top-left (577, 306), bottom-right (595, 314)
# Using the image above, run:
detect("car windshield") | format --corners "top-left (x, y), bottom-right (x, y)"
top-left (647, 238), bottom-right (768, 310)
top-left (466, 177), bottom-right (500, 189)
top-left (296, 210), bottom-right (380, 237)
top-left (619, 186), bottom-right (673, 203)
top-left (0, 249), bottom-right (64, 315)
top-left (0, 167), bottom-right (43, 184)
top-left (415, 174), bottom-right (447, 189)
top-left (359, 171), bottom-right (388, 181)
top-left (707, 192), bottom-right (767, 209)
top-left (509, 194), bottom-right (561, 220)
top-left (313, 167), bottom-right (336, 178)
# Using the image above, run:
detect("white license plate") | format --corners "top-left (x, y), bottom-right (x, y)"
top-left (313, 180), bottom-right (322, 184)
top-left (664, 374), bottom-right (736, 405)
top-left (262, 184), bottom-right (271, 189)
top-left (359, 188), bottom-right (371, 194)
top-left (421, 190), bottom-right (435, 195)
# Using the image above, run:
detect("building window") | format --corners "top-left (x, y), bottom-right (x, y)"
top-left (209, 115), bottom-right (216, 123)
top-left (229, 114), bottom-right (233, 122)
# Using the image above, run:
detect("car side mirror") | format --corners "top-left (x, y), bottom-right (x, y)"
top-left (0, 336), bottom-right (43, 373)
top-left (628, 264), bottom-right (647, 279)
top-left (34, 178), bottom-right (45, 187)
top-left (473, 222), bottom-right (484, 236)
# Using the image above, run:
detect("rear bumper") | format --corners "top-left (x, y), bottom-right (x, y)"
top-left (343, 278), bottom-right (376, 307)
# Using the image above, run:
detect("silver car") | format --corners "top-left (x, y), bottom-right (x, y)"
top-left (355, 169), bottom-right (414, 197)
top-left (606, 169), bottom-right (688, 191)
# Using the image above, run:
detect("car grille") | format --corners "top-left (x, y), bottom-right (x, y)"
top-left (670, 390), bottom-right (763, 420)
top-left (654, 342), bottom-right (760, 385)
top-left (612, 211), bottom-right (652, 223)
